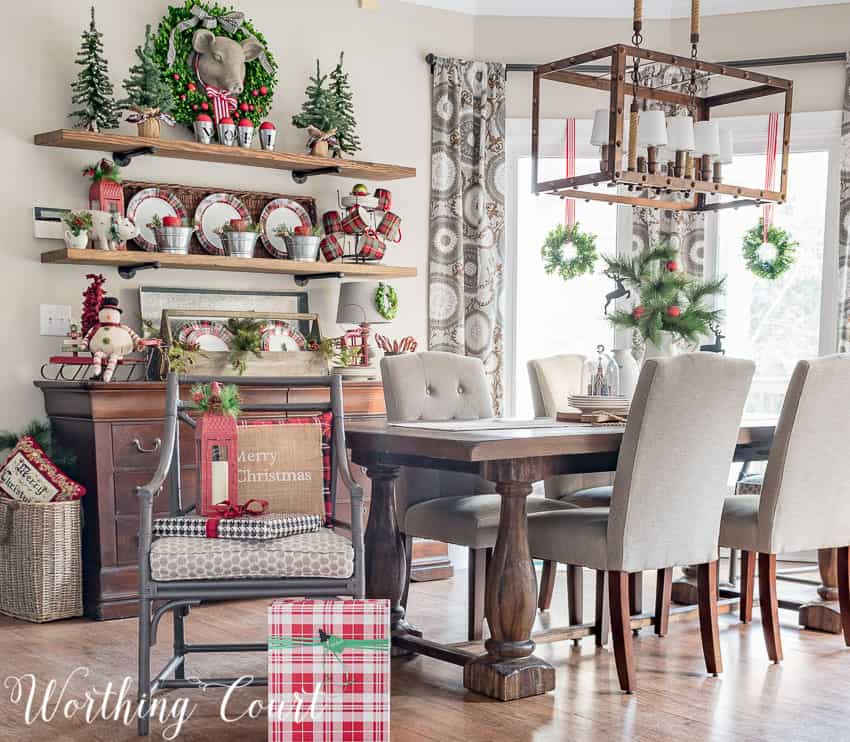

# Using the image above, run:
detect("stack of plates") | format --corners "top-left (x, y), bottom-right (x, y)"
top-left (567, 394), bottom-right (631, 415)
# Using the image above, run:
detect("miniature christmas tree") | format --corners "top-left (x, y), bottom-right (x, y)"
top-left (292, 60), bottom-right (339, 134)
top-left (69, 7), bottom-right (120, 132)
top-left (329, 53), bottom-right (361, 156)
top-left (604, 244), bottom-right (725, 345)
top-left (120, 24), bottom-right (174, 115)
top-left (81, 273), bottom-right (106, 337)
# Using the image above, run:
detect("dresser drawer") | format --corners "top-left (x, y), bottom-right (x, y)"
top-left (114, 468), bottom-right (198, 516)
top-left (112, 421), bottom-right (196, 469)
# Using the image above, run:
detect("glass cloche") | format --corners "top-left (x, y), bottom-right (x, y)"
top-left (581, 345), bottom-right (621, 397)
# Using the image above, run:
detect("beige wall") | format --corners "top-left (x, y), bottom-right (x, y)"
top-left (3, 0), bottom-right (474, 429)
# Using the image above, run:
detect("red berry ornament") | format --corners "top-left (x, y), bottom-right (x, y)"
top-left (180, 94), bottom-right (187, 101)
top-left (667, 305), bottom-right (681, 318)
top-left (201, 102), bottom-right (209, 111)
top-left (666, 260), bottom-right (679, 272)
top-left (252, 89), bottom-right (259, 97)
top-left (192, 104), bottom-right (199, 111)
top-left (632, 306), bottom-right (645, 319)
top-left (249, 105), bottom-right (255, 111)
top-left (172, 73), bottom-right (180, 81)
top-left (240, 102), bottom-right (249, 112)
top-left (259, 86), bottom-right (268, 95)
top-left (187, 82), bottom-right (197, 92)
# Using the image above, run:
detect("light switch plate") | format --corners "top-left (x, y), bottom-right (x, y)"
top-left (40, 304), bottom-right (72, 337)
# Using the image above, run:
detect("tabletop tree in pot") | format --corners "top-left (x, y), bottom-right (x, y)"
top-left (604, 244), bottom-right (724, 359)
top-left (120, 24), bottom-right (174, 137)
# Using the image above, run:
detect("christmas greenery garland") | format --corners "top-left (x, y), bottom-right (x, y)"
top-left (742, 222), bottom-right (797, 280)
top-left (541, 223), bottom-right (598, 281)
top-left (375, 283), bottom-right (398, 321)
top-left (152, 1), bottom-right (278, 130)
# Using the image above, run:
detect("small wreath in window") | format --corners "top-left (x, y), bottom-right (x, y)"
top-left (541, 223), bottom-right (598, 281)
top-left (742, 223), bottom-right (797, 280)
top-left (375, 282), bottom-right (398, 321)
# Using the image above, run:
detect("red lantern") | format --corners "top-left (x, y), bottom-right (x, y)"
top-left (196, 413), bottom-right (239, 516)
top-left (88, 178), bottom-right (124, 217)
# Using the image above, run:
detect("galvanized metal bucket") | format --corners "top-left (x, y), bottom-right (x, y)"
top-left (222, 231), bottom-right (259, 259)
top-left (284, 235), bottom-right (321, 262)
top-left (153, 226), bottom-right (194, 254)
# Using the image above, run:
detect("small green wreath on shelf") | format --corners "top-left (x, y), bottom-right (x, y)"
top-left (742, 222), bottom-right (797, 280)
top-left (375, 282), bottom-right (398, 321)
top-left (152, 0), bottom-right (278, 131)
top-left (541, 223), bottom-right (598, 281)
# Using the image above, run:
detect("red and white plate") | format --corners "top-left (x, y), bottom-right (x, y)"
top-left (194, 193), bottom-right (251, 255)
top-left (259, 198), bottom-right (312, 258)
top-left (175, 320), bottom-right (233, 351)
top-left (126, 188), bottom-right (188, 252)
top-left (260, 321), bottom-right (307, 351)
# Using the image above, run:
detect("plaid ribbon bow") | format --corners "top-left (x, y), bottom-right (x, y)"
top-left (205, 498), bottom-right (268, 538)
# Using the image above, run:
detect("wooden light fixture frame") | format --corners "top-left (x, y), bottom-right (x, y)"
top-left (531, 44), bottom-right (794, 212)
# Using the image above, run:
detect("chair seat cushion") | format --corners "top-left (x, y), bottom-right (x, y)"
top-left (403, 494), bottom-right (576, 549)
top-left (150, 528), bottom-right (354, 582)
top-left (718, 495), bottom-right (760, 551)
top-left (735, 473), bottom-right (764, 496)
top-left (559, 485), bottom-right (613, 508)
top-left (527, 508), bottom-right (611, 571)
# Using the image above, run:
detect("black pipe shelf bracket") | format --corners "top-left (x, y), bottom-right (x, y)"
top-left (291, 166), bottom-right (342, 185)
top-left (118, 261), bottom-right (161, 280)
top-left (294, 271), bottom-right (345, 287)
top-left (111, 146), bottom-right (156, 167)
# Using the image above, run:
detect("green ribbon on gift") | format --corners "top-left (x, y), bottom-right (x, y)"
top-left (269, 631), bottom-right (389, 655)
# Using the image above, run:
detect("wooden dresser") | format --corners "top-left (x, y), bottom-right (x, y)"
top-left (36, 379), bottom-right (451, 619)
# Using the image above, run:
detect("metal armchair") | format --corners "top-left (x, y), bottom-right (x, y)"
top-left (136, 373), bottom-right (364, 736)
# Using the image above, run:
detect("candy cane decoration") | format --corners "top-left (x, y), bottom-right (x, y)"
top-left (564, 117), bottom-right (576, 226)
top-left (763, 112), bottom-right (780, 242)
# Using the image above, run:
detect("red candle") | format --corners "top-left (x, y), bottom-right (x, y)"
top-left (162, 216), bottom-right (181, 227)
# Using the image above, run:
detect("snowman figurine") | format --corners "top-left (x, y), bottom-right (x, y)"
top-left (82, 297), bottom-right (144, 382)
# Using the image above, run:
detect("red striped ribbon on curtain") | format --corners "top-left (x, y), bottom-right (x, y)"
top-left (763, 112), bottom-right (780, 242)
top-left (564, 118), bottom-right (576, 226)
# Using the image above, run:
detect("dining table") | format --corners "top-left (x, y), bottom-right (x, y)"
top-left (345, 416), bottom-right (776, 701)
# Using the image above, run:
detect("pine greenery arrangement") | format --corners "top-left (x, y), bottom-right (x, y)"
top-left (0, 420), bottom-right (78, 476)
top-left (226, 318), bottom-right (264, 375)
top-left (604, 244), bottom-right (724, 346)
top-left (292, 60), bottom-right (338, 133)
top-left (190, 382), bottom-right (241, 418)
top-left (69, 6), bottom-right (120, 132)
top-left (329, 53), bottom-right (360, 155)
top-left (121, 25), bottom-right (174, 114)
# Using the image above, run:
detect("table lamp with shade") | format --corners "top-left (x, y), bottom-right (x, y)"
top-left (336, 281), bottom-right (391, 375)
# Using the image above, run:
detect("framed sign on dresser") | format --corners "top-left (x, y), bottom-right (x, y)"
top-left (35, 379), bottom-right (451, 619)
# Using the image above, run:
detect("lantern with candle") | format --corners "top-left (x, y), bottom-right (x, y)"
top-left (192, 381), bottom-right (241, 516)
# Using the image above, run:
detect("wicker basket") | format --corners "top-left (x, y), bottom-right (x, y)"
top-left (0, 499), bottom-right (83, 622)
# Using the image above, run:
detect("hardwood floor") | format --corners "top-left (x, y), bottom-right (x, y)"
top-left (0, 562), bottom-right (846, 741)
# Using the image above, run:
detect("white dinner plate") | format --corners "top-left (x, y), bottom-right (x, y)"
top-left (126, 188), bottom-right (187, 252)
top-left (259, 199), bottom-right (312, 259)
top-left (194, 193), bottom-right (251, 255)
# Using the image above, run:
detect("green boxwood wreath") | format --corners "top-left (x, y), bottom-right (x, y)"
top-left (742, 222), bottom-right (797, 280)
top-left (152, 1), bottom-right (278, 130)
top-left (375, 283), bottom-right (398, 321)
top-left (541, 223), bottom-right (598, 281)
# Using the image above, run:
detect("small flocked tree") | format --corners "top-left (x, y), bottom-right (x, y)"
top-left (120, 25), bottom-right (174, 114)
top-left (329, 53), bottom-right (361, 156)
top-left (69, 7), bottom-right (120, 132)
top-left (604, 244), bottom-right (725, 346)
top-left (292, 60), bottom-right (339, 133)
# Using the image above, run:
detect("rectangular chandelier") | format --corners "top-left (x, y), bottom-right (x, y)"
top-left (531, 4), bottom-right (793, 212)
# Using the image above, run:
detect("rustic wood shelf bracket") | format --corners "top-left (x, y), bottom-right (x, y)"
top-left (112, 146), bottom-right (156, 167)
top-left (291, 165), bottom-right (343, 184)
top-left (294, 271), bottom-right (345, 286)
top-left (118, 260), bottom-right (161, 279)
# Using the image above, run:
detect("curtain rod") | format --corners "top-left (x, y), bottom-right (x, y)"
top-left (424, 51), bottom-right (845, 75)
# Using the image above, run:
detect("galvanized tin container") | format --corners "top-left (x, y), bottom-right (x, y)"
top-left (222, 231), bottom-right (259, 259)
top-left (152, 226), bottom-right (194, 255)
top-left (284, 235), bottom-right (321, 262)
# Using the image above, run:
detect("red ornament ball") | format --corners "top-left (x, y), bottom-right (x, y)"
top-left (666, 260), bottom-right (679, 272)
top-left (259, 86), bottom-right (268, 95)
top-left (632, 306), bottom-right (645, 319)
top-left (240, 102), bottom-right (249, 112)
top-left (180, 94), bottom-right (187, 101)
top-left (252, 89), bottom-right (259, 97)
top-left (192, 104), bottom-right (199, 111)
top-left (201, 102), bottom-right (209, 111)
top-left (172, 73), bottom-right (180, 81)
top-left (187, 82), bottom-right (197, 92)
top-left (249, 105), bottom-right (255, 111)
top-left (667, 305), bottom-right (681, 318)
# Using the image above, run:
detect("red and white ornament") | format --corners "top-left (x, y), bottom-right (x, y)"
top-left (237, 118), bottom-right (255, 148)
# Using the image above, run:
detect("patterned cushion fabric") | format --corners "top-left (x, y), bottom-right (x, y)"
top-left (149, 528), bottom-right (353, 582)
top-left (735, 473), bottom-right (764, 496)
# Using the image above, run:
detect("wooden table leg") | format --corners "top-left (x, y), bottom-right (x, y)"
top-left (463, 481), bottom-right (555, 701)
top-left (364, 463), bottom-right (422, 651)
top-left (799, 547), bottom-right (843, 634)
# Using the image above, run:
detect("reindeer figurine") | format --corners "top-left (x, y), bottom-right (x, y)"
top-left (699, 323), bottom-right (726, 354)
top-left (603, 271), bottom-right (631, 315)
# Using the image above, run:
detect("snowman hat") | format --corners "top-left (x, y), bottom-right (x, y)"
top-left (101, 296), bottom-right (122, 314)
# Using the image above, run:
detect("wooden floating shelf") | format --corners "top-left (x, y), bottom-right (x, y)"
top-left (33, 129), bottom-right (416, 182)
top-left (41, 248), bottom-right (418, 280)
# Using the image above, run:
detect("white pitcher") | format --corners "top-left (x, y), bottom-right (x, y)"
top-left (613, 347), bottom-right (639, 399)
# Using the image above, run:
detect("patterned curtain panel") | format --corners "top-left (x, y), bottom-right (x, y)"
top-left (632, 64), bottom-right (708, 278)
top-left (837, 53), bottom-right (850, 352)
top-left (428, 57), bottom-right (507, 414)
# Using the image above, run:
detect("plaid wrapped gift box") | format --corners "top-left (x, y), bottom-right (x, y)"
top-left (268, 599), bottom-right (390, 742)
top-left (152, 513), bottom-right (323, 540)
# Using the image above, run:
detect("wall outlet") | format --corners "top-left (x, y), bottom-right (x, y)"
top-left (40, 304), bottom-right (72, 337)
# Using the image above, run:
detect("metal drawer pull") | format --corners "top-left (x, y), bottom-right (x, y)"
top-left (133, 437), bottom-right (162, 454)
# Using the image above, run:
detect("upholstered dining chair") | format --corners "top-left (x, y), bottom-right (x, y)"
top-left (527, 353), bottom-right (755, 692)
top-left (720, 354), bottom-right (850, 663)
top-left (381, 351), bottom-right (574, 641)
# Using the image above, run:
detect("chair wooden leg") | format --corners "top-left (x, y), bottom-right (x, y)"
top-left (468, 548), bottom-right (487, 641)
top-left (594, 570), bottom-right (610, 647)
top-left (567, 565), bottom-right (583, 625)
top-left (609, 570), bottom-right (636, 693)
top-left (654, 567), bottom-right (672, 637)
top-left (739, 550), bottom-right (755, 624)
top-left (538, 559), bottom-right (556, 611)
top-left (758, 553), bottom-right (783, 663)
top-left (837, 546), bottom-right (850, 647)
top-left (629, 571), bottom-right (643, 615)
top-left (697, 561), bottom-right (723, 676)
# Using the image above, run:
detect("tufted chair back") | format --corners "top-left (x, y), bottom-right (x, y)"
top-left (381, 352), bottom-right (496, 516)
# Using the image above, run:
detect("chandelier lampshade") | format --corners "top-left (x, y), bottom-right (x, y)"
top-left (693, 121), bottom-right (720, 156)
top-left (590, 109), bottom-right (610, 146)
top-left (667, 115), bottom-right (696, 152)
top-left (637, 110), bottom-right (668, 147)
top-left (718, 129), bottom-right (734, 165)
